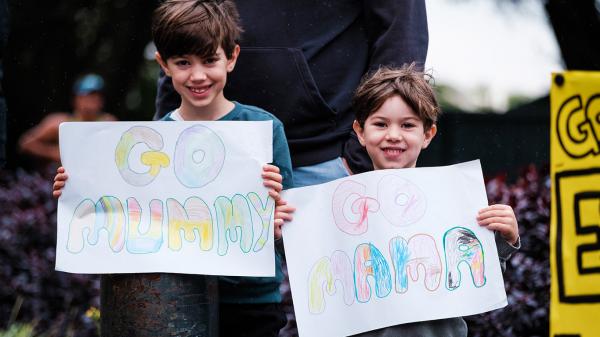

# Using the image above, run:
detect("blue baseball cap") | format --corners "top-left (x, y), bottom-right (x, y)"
top-left (73, 74), bottom-right (104, 95)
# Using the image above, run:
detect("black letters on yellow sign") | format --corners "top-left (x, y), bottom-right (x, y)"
top-left (555, 169), bottom-right (600, 303)
top-left (550, 71), bottom-right (600, 337)
top-left (556, 94), bottom-right (600, 159)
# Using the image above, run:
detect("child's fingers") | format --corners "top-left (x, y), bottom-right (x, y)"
top-left (275, 210), bottom-right (294, 222)
top-left (54, 173), bottom-right (68, 182)
top-left (56, 166), bottom-right (65, 174)
top-left (52, 190), bottom-right (62, 199)
top-left (264, 179), bottom-right (283, 193)
top-left (262, 164), bottom-right (280, 174)
top-left (262, 171), bottom-right (283, 183)
top-left (481, 204), bottom-right (510, 211)
top-left (477, 216), bottom-right (513, 226)
top-left (276, 204), bottom-right (296, 214)
top-left (477, 208), bottom-right (513, 222)
top-left (478, 204), bottom-right (511, 215)
top-left (268, 189), bottom-right (281, 201)
top-left (53, 180), bottom-right (65, 191)
top-left (481, 222), bottom-right (519, 245)
top-left (481, 222), bottom-right (511, 236)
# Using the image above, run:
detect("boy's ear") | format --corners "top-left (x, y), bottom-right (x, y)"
top-left (422, 124), bottom-right (437, 149)
top-left (226, 45), bottom-right (241, 72)
top-left (155, 52), bottom-right (171, 77)
top-left (352, 120), bottom-right (366, 146)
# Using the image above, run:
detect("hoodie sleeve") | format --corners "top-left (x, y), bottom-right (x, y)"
top-left (362, 0), bottom-right (429, 70)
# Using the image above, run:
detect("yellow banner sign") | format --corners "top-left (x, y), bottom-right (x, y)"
top-left (550, 71), bottom-right (600, 337)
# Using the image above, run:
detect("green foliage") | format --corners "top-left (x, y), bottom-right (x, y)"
top-left (0, 323), bottom-right (36, 337)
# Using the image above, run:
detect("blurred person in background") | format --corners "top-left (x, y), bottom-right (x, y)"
top-left (18, 73), bottom-right (116, 163)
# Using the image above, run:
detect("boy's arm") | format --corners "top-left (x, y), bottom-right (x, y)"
top-left (495, 232), bottom-right (521, 272)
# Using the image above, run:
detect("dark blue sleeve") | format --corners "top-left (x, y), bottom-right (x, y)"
top-left (272, 122), bottom-right (294, 190)
top-left (362, 0), bottom-right (429, 70)
top-left (344, 0), bottom-right (429, 174)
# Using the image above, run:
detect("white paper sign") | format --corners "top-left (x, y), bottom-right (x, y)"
top-left (282, 160), bottom-right (507, 337)
top-left (56, 121), bottom-right (276, 277)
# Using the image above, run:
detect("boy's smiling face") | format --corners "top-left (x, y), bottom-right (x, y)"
top-left (156, 45), bottom-right (239, 120)
top-left (353, 95), bottom-right (436, 170)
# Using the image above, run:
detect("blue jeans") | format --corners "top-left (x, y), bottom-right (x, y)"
top-left (279, 157), bottom-right (350, 337)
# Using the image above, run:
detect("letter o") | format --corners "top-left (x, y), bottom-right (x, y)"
top-left (174, 125), bottom-right (226, 188)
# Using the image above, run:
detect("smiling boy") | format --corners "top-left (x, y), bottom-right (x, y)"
top-left (54, 1), bottom-right (293, 336)
top-left (280, 64), bottom-right (520, 336)
top-left (350, 64), bottom-right (520, 336)
top-left (152, 1), bottom-right (294, 336)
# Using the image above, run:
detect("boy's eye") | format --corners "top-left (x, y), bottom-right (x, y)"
top-left (402, 122), bottom-right (416, 128)
top-left (174, 59), bottom-right (190, 66)
top-left (204, 57), bottom-right (218, 64)
top-left (373, 122), bottom-right (387, 128)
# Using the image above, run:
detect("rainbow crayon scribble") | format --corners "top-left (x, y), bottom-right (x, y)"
top-left (66, 192), bottom-right (274, 255)
top-left (67, 199), bottom-right (97, 253)
top-left (444, 227), bottom-right (486, 290)
top-left (126, 198), bottom-right (164, 254)
top-left (306, 228), bottom-right (489, 314)
top-left (389, 234), bottom-right (442, 293)
top-left (377, 175), bottom-right (427, 227)
top-left (247, 192), bottom-right (275, 252)
top-left (215, 194), bottom-right (254, 256)
top-left (354, 243), bottom-right (392, 303)
top-left (66, 196), bottom-right (127, 253)
top-left (331, 180), bottom-right (379, 235)
top-left (167, 197), bottom-right (213, 252)
top-left (174, 125), bottom-right (225, 188)
top-left (307, 251), bottom-right (354, 314)
top-left (92, 196), bottom-right (126, 252)
top-left (115, 126), bottom-right (169, 187)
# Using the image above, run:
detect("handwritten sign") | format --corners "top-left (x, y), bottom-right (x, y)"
top-left (550, 71), bottom-right (600, 337)
top-left (282, 160), bottom-right (507, 337)
top-left (56, 121), bottom-right (276, 276)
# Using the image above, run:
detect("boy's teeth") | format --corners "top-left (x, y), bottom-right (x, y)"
top-left (191, 86), bottom-right (208, 93)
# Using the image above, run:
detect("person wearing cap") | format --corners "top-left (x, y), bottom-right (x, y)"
top-left (18, 73), bottom-right (116, 163)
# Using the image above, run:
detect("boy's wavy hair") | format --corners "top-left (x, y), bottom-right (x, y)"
top-left (353, 63), bottom-right (440, 130)
top-left (152, 0), bottom-right (243, 60)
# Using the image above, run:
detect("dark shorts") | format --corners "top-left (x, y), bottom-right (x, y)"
top-left (220, 302), bottom-right (287, 337)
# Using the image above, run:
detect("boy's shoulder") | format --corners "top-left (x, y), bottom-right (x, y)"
top-left (228, 102), bottom-right (283, 127)
top-left (158, 111), bottom-right (175, 121)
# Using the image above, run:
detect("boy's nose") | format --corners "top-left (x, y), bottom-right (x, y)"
top-left (191, 66), bottom-right (208, 81)
top-left (386, 126), bottom-right (403, 141)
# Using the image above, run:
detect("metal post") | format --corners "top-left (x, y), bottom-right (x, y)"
top-left (101, 273), bottom-right (218, 337)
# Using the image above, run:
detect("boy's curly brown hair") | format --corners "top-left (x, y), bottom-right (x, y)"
top-left (353, 63), bottom-right (440, 130)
